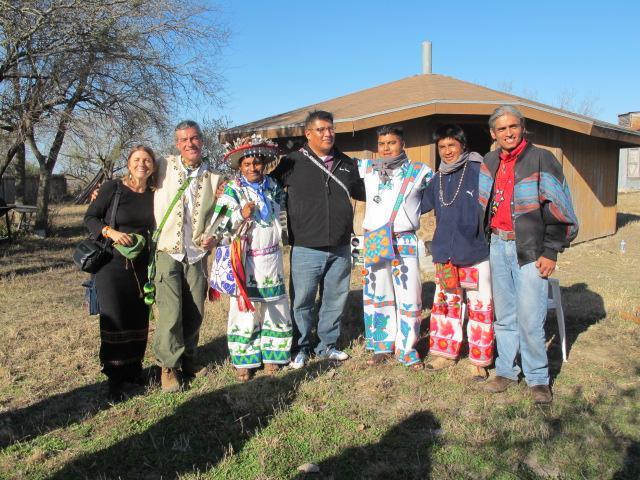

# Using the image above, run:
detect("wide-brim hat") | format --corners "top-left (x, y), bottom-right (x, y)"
top-left (223, 135), bottom-right (279, 169)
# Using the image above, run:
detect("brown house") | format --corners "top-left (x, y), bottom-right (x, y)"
top-left (221, 74), bottom-right (640, 243)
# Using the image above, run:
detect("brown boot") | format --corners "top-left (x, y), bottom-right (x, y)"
top-left (424, 356), bottom-right (456, 371)
top-left (530, 385), bottom-right (553, 404)
top-left (483, 375), bottom-right (517, 393)
top-left (182, 358), bottom-right (208, 378)
top-left (161, 367), bottom-right (181, 393)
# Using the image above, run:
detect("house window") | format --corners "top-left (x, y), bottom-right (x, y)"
top-left (628, 148), bottom-right (640, 179)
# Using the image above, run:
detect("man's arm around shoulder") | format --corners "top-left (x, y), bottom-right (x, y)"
top-left (342, 154), bottom-right (365, 201)
top-left (270, 154), bottom-right (294, 187)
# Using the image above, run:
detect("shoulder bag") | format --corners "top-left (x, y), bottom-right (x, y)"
top-left (363, 163), bottom-right (422, 267)
top-left (299, 148), bottom-right (351, 198)
top-left (73, 182), bottom-right (122, 274)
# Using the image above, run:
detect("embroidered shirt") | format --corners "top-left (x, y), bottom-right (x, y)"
top-left (358, 158), bottom-right (433, 232)
top-left (170, 160), bottom-right (213, 264)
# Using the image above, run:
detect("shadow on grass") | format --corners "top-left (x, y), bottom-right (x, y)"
top-left (616, 211), bottom-right (640, 229)
top-left (0, 230), bottom-right (80, 278)
top-left (0, 380), bottom-right (111, 450)
top-left (611, 367), bottom-right (640, 480)
top-left (49, 360), bottom-right (335, 479)
top-left (0, 261), bottom-right (73, 278)
top-left (197, 333), bottom-right (233, 368)
top-left (294, 410), bottom-right (440, 479)
top-left (421, 281), bottom-right (436, 311)
top-left (612, 441), bottom-right (640, 480)
top-left (482, 384), bottom-right (640, 479)
top-left (546, 282), bottom-right (605, 379)
top-left (0, 336), bottom-right (228, 450)
top-left (339, 287), bottom-right (364, 348)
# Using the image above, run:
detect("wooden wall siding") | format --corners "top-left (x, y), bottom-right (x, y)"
top-left (269, 116), bottom-right (621, 245)
top-left (528, 121), bottom-right (618, 243)
top-left (338, 116), bottom-right (496, 242)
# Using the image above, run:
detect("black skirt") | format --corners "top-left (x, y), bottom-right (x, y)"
top-left (95, 250), bottom-right (149, 383)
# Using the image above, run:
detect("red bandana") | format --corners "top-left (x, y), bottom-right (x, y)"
top-left (490, 139), bottom-right (528, 231)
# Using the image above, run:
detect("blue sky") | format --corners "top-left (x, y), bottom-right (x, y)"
top-left (191, 0), bottom-right (640, 127)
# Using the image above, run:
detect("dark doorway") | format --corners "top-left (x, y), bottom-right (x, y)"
top-left (433, 121), bottom-right (492, 171)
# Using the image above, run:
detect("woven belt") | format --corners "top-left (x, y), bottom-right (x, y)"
top-left (361, 229), bottom-right (415, 237)
top-left (393, 230), bottom-right (415, 237)
top-left (246, 244), bottom-right (280, 257)
top-left (491, 228), bottom-right (516, 241)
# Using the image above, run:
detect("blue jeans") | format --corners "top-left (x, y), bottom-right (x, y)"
top-left (490, 235), bottom-right (549, 386)
top-left (290, 245), bottom-right (351, 356)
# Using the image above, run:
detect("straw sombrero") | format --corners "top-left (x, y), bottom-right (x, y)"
top-left (223, 135), bottom-right (279, 169)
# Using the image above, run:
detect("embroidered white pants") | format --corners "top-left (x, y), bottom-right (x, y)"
top-left (227, 297), bottom-right (292, 368)
top-left (363, 236), bottom-right (423, 366)
top-left (429, 259), bottom-right (494, 367)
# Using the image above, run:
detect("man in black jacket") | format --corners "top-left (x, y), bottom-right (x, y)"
top-left (271, 110), bottom-right (365, 367)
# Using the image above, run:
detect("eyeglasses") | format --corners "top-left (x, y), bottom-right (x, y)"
top-left (309, 126), bottom-right (335, 135)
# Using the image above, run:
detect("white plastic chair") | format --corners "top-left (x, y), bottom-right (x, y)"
top-left (547, 278), bottom-right (567, 362)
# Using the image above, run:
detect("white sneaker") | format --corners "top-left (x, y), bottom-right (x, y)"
top-left (290, 351), bottom-right (309, 369)
top-left (321, 348), bottom-right (349, 361)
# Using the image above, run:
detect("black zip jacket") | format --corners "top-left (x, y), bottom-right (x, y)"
top-left (270, 145), bottom-right (365, 248)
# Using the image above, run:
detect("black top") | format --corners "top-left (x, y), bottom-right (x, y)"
top-left (421, 160), bottom-right (488, 266)
top-left (84, 180), bottom-right (155, 248)
top-left (270, 145), bottom-right (365, 248)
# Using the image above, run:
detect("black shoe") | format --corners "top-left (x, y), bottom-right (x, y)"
top-left (107, 381), bottom-right (127, 403)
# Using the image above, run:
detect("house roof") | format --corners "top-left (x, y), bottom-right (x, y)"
top-left (221, 74), bottom-right (640, 146)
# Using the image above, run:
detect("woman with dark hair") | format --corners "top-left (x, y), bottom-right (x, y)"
top-left (84, 145), bottom-right (156, 400)
top-left (421, 125), bottom-right (494, 378)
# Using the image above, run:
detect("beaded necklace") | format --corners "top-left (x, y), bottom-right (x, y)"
top-left (438, 160), bottom-right (468, 207)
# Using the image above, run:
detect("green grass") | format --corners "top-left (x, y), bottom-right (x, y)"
top-left (0, 198), bottom-right (639, 479)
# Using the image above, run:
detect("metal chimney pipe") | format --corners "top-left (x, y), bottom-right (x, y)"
top-left (422, 41), bottom-right (432, 74)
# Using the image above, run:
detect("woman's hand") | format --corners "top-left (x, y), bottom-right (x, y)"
top-left (107, 229), bottom-right (133, 246)
top-left (241, 201), bottom-right (255, 219)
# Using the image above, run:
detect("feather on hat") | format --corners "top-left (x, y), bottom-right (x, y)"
top-left (223, 134), bottom-right (279, 169)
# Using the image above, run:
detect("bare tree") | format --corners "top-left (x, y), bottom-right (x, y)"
top-left (555, 88), bottom-right (601, 118)
top-left (497, 80), bottom-right (514, 94)
top-left (201, 116), bottom-right (233, 176)
top-left (154, 115), bottom-right (233, 177)
top-left (60, 110), bottom-right (162, 185)
top-left (496, 81), bottom-right (602, 119)
top-left (0, 0), bottom-right (228, 234)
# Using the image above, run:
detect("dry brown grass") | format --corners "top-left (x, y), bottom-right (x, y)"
top-left (0, 195), bottom-right (638, 479)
